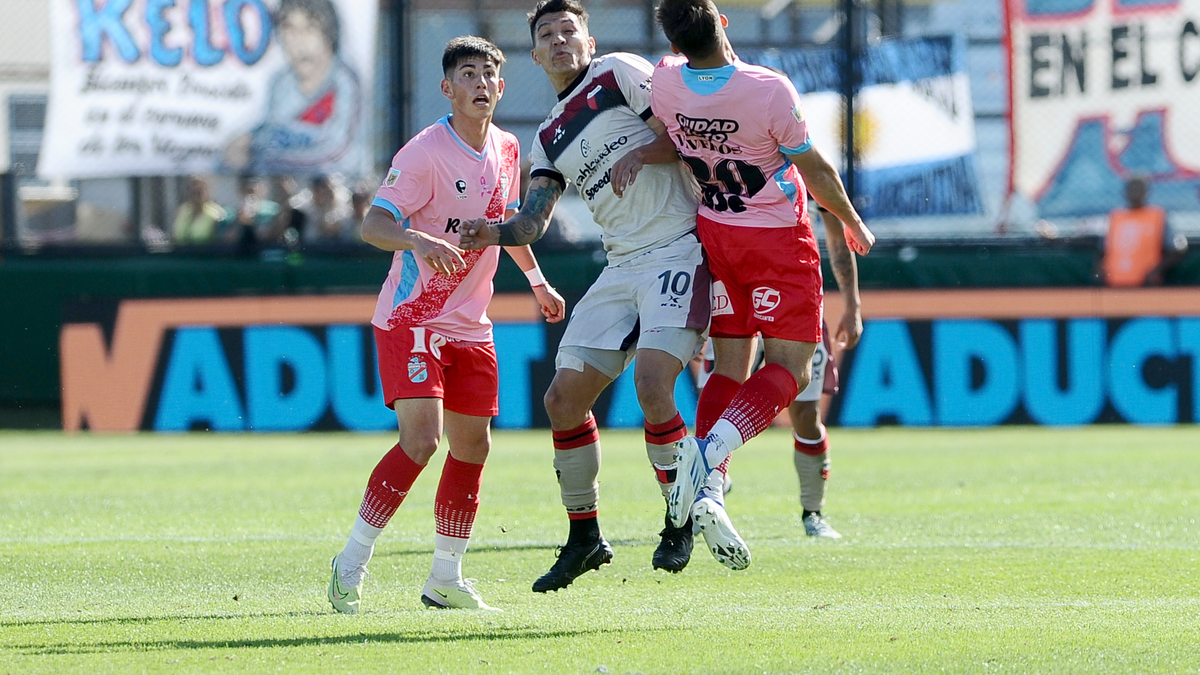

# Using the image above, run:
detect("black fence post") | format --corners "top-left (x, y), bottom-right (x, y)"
top-left (0, 173), bottom-right (16, 247)
top-left (840, 0), bottom-right (856, 206)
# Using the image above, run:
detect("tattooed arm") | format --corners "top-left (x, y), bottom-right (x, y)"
top-left (817, 206), bottom-right (864, 351)
top-left (458, 176), bottom-right (565, 250)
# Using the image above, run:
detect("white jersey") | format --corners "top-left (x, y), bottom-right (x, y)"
top-left (530, 53), bottom-right (699, 265)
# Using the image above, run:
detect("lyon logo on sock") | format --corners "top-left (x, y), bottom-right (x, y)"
top-left (408, 356), bottom-right (428, 383)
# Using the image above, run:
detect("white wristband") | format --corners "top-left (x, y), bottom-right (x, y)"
top-left (524, 266), bottom-right (547, 287)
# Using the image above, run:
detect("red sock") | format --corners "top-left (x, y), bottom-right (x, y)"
top-left (696, 373), bottom-right (740, 438)
top-left (794, 434), bottom-right (830, 456)
top-left (359, 443), bottom-right (425, 529)
top-left (720, 363), bottom-right (799, 445)
top-left (552, 414), bottom-right (600, 450)
top-left (434, 454), bottom-right (485, 540)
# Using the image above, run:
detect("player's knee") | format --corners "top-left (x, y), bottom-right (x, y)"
top-left (397, 429), bottom-right (441, 464)
top-left (633, 370), bottom-right (675, 415)
top-left (544, 381), bottom-right (585, 427)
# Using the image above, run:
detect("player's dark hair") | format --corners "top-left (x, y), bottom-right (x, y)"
top-left (527, 0), bottom-right (590, 46)
top-left (656, 0), bottom-right (721, 59)
top-left (276, 0), bottom-right (341, 54)
top-left (442, 36), bottom-right (507, 77)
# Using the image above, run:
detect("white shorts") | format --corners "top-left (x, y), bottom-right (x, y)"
top-left (556, 233), bottom-right (710, 380)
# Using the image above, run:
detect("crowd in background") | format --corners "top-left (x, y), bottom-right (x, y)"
top-left (171, 174), bottom-right (372, 249)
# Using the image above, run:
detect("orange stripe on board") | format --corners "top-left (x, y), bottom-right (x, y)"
top-left (60, 293), bottom-right (543, 432)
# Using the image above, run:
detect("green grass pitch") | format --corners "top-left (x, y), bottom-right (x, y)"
top-left (2, 426), bottom-right (1198, 673)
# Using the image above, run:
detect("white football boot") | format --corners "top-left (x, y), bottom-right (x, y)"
top-left (328, 554), bottom-right (366, 614)
top-left (803, 512), bottom-right (843, 539)
top-left (421, 576), bottom-right (501, 611)
top-left (691, 495), bottom-right (751, 571)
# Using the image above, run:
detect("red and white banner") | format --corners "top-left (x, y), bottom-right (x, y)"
top-left (1006, 0), bottom-right (1200, 216)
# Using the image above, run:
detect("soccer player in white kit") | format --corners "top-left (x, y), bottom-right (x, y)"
top-left (461, 0), bottom-right (752, 589)
top-left (326, 37), bottom-right (565, 613)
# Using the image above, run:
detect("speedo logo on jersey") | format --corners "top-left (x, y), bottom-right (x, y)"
top-left (675, 114), bottom-right (743, 154)
top-left (576, 135), bottom-right (629, 184)
top-left (584, 169), bottom-right (612, 201)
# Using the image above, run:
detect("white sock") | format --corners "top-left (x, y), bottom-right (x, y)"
top-left (793, 431), bottom-right (830, 514)
top-left (704, 419), bottom-right (744, 468)
top-left (431, 533), bottom-right (468, 582)
top-left (338, 515), bottom-right (381, 584)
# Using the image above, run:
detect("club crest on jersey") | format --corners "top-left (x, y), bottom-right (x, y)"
top-left (752, 286), bottom-right (781, 319)
top-left (385, 168), bottom-right (401, 187)
top-left (586, 84), bottom-right (604, 110)
top-left (455, 179), bottom-right (467, 194)
top-left (407, 356), bottom-right (428, 383)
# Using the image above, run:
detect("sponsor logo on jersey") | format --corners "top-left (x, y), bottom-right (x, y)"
top-left (385, 168), bottom-right (401, 187)
top-left (583, 169), bottom-right (612, 201)
top-left (752, 286), bottom-right (781, 321)
top-left (711, 280), bottom-right (734, 316)
top-left (576, 135), bottom-right (629, 185)
top-left (580, 139), bottom-right (591, 157)
top-left (408, 355), bottom-right (428, 383)
top-left (792, 104), bottom-right (805, 124)
top-left (675, 114), bottom-right (743, 154)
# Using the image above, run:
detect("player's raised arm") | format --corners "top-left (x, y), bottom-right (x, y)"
top-left (816, 207), bottom-right (863, 351)
top-left (459, 175), bottom-right (564, 249)
top-left (361, 205), bottom-right (466, 276)
top-left (610, 116), bottom-right (681, 198)
top-left (786, 146), bottom-right (875, 256)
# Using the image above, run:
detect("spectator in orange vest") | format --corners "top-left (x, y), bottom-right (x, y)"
top-left (1100, 177), bottom-right (1188, 287)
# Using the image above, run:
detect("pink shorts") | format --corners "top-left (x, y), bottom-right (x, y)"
top-left (697, 214), bottom-right (823, 343)
top-left (374, 325), bottom-right (499, 417)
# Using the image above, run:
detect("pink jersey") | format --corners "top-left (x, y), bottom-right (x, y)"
top-left (370, 115), bottom-right (520, 341)
top-left (651, 55), bottom-right (812, 229)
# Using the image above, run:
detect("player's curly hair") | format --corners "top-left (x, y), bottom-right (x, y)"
top-left (276, 0), bottom-right (341, 54)
top-left (527, 0), bottom-right (590, 46)
top-left (442, 36), bottom-right (506, 77)
top-left (656, 0), bottom-right (722, 59)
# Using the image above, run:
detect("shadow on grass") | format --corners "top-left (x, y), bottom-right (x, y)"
top-left (0, 611), bottom-right (315, 629)
top-left (12, 625), bottom-right (643, 656)
top-left (374, 538), bottom-right (653, 559)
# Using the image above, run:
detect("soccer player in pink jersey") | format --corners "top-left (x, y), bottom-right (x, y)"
top-left (326, 36), bottom-right (565, 613)
top-left (649, 0), bottom-right (875, 533)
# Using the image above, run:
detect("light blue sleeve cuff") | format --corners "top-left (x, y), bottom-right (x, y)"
top-left (780, 138), bottom-right (813, 155)
top-left (507, 200), bottom-right (521, 211)
top-left (372, 196), bottom-right (402, 221)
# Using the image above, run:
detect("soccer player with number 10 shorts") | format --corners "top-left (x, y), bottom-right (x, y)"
top-left (326, 37), bottom-right (565, 613)
top-left (649, 0), bottom-right (876, 540)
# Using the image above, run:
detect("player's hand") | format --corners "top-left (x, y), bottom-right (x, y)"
top-left (459, 219), bottom-right (500, 250)
top-left (532, 284), bottom-right (567, 323)
top-left (834, 306), bottom-right (863, 351)
top-left (844, 222), bottom-right (875, 256)
top-left (610, 148), bottom-right (646, 198)
top-left (413, 233), bottom-right (466, 276)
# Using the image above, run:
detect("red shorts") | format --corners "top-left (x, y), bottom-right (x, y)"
top-left (374, 325), bottom-right (499, 417)
top-left (698, 214), bottom-right (823, 343)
